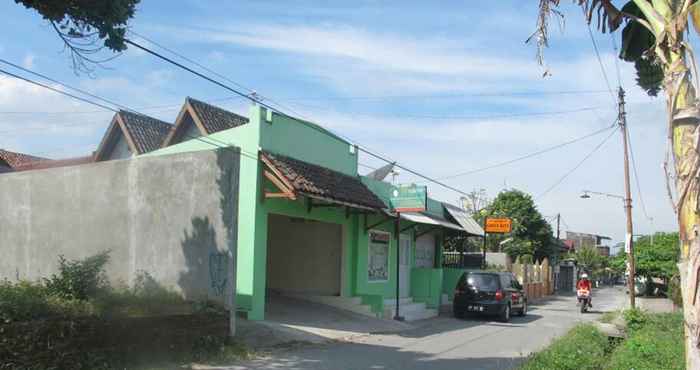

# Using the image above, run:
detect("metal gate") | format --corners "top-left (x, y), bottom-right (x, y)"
top-left (558, 265), bottom-right (574, 292)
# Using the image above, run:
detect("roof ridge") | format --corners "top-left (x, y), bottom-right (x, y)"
top-left (187, 97), bottom-right (247, 117)
top-left (118, 109), bottom-right (173, 128)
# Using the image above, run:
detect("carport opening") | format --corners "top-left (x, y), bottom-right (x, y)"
top-left (266, 213), bottom-right (343, 305)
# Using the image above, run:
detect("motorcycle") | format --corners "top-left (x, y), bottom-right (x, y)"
top-left (577, 289), bottom-right (591, 313)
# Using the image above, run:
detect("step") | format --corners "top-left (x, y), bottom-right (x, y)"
top-left (402, 308), bottom-right (438, 321)
top-left (383, 297), bottom-right (414, 306)
top-left (382, 302), bottom-right (437, 321)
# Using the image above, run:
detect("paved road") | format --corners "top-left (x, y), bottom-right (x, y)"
top-left (229, 287), bottom-right (625, 370)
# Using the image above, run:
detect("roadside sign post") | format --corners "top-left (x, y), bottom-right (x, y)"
top-left (390, 184), bottom-right (427, 321)
top-left (482, 217), bottom-right (513, 268)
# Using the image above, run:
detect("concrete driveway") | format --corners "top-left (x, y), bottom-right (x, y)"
top-left (228, 287), bottom-right (625, 370)
top-left (236, 294), bottom-right (412, 349)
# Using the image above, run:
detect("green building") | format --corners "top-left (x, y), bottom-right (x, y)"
top-left (152, 101), bottom-right (483, 321)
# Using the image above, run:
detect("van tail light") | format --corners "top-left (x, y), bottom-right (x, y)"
top-left (511, 293), bottom-right (518, 301)
top-left (455, 288), bottom-right (465, 295)
top-left (495, 290), bottom-right (503, 301)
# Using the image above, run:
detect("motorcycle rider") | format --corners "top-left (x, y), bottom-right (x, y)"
top-left (577, 273), bottom-right (593, 308)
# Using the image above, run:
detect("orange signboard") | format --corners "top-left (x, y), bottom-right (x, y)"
top-left (485, 218), bottom-right (512, 233)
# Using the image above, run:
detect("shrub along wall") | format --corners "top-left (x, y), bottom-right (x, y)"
top-left (1, 313), bottom-right (230, 370)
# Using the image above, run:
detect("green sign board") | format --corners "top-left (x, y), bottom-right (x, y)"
top-left (390, 184), bottom-right (427, 213)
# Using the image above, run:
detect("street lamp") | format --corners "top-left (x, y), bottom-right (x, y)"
top-left (580, 188), bottom-right (636, 308)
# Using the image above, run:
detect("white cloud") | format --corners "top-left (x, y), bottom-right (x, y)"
top-left (22, 54), bottom-right (35, 69)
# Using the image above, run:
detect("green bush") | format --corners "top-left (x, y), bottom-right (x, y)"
top-left (44, 251), bottom-right (110, 300)
top-left (0, 280), bottom-right (51, 322)
top-left (520, 324), bottom-right (611, 370)
top-left (607, 312), bottom-right (684, 370)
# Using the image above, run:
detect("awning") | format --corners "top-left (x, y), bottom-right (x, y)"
top-left (400, 212), bottom-right (464, 231)
top-left (443, 203), bottom-right (485, 236)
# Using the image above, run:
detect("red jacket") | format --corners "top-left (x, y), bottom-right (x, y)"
top-left (577, 279), bottom-right (592, 291)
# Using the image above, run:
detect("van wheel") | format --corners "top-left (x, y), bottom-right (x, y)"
top-left (500, 304), bottom-right (511, 322)
top-left (453, 307), bottom-right (464, 319)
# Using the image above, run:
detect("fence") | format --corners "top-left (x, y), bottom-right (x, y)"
top-left (442, 252), bottom-right (483, 269)
top-left (509, 257), bottom-right (554, 300)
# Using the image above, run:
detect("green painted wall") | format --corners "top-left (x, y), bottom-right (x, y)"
top-left (146, 104), bottom-right (456, 320)
top-left (260, 109), bottom-right (358, 176)
top-left (410, 268), bottom-right (443, 308)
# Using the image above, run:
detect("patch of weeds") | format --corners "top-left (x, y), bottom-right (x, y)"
top-left (519, 324), bottom-right (611, 370)
top-left (622, 308), bottom-right (648, 331)
top-left (607, 312), bottom-right (684, 370)
top-left (599, 310), bottom-right (619, 324)
top-left (44, 252), bottom-right (110, 300)
top-left (191, 335), bottom-right (253, 365)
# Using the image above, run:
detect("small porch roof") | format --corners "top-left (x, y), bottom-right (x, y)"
top-left (400, 212), bottom-right (463, 231)
top-left (261, 151), bottom-right (387, 211)
top-left (443, 202), bottom-right (485, 237)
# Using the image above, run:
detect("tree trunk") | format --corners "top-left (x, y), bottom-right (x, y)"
top-left (666, 49), bottom-right (700, 369)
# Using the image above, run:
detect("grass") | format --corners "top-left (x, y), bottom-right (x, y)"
top-left (519, 310), bottom-right (684, 370)
top-left (598, 310), bottom-right (619, 324)
top-left (519, 324), bottom-right (611, 370)
top-left (607, 311), bottom-right (684, 370)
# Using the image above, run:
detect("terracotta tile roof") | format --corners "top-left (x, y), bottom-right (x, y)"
top-left (186, 97), bottom-right (248, 134)
top-left (0, 149), bottom-right (47, 169)
top-left (118, 110), bottom-right (173, 154)
top-left (13, 155), bottom-right (94, 171)
top-left (262, 151), bottom-right (387, 210)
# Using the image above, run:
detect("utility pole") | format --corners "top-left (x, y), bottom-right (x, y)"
top-left (619, 87), bottom-right (636, 309)
top-left (556, 213), bottom-right (561, 240)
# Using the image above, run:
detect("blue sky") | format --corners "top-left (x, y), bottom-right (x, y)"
top-left (0, 1), bottom-right (674, 246)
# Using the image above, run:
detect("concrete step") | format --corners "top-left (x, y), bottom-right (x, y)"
top-left (382, 301), bottom-right (438, 321)
top-left (402, 308), bottom-right (438, 321)
top-left (383, 297), bottom-right (414, 306)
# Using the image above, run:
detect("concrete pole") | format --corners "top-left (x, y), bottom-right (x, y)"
top-left (619, 87), bottom-right (636, 309)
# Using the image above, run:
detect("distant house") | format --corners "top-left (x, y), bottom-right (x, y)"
top-left (94, 110), bottom-right (173, 161)
top-left (0, 149), bottom-right (46, 173)
top-left (161, 97), bottom-right (248, 147)
top-left (0, 149), bottom-right (93, 173)
top-left (565, 231), bottom-right (611, 253)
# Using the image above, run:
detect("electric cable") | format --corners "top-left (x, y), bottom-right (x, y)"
top-left (537, 127), bottom-right (618, 200)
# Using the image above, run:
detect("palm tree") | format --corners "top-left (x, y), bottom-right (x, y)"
top-left (533, 1), bottom-right (700, 366)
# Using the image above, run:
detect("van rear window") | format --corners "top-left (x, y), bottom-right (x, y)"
top-left (466, 274), bottom-right (499, 291)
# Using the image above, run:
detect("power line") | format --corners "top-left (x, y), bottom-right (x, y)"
top-left (586, 22), bottom-right (616, 103)
top-left (285, 102), bottom-right (603, 121)
top-left (128, 30), bottom-right (310, 121)
top-left (626, 127), bottom-right (650, 219)
top-left (430, 122), bottom-right (616, 181)
top-left (0, 68), bottom-right (116, 112)
top-left (0, 67), bottom-right (260, 163)
top-left (281, 90), bottom-right (612, 101)
top-left (537, 127), bottom-right (618, 200)
top-left (122, 36), bottom-right (474, 196)
top-left (0, 58), bottom-right (133, 112)
top-left (610, 31), bottom-right (623, 88)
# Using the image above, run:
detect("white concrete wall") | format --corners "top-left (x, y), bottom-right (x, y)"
top-left (0, 148), bottom-right (240, 303)
top-left (266, 214), bottom-right (342, 295)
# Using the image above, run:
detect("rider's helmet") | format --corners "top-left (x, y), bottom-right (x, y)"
top-left (581, 273), bottom-right (589, 280)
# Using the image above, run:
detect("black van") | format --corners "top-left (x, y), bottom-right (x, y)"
top-left (452, 271), bottom-right (527, 322)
